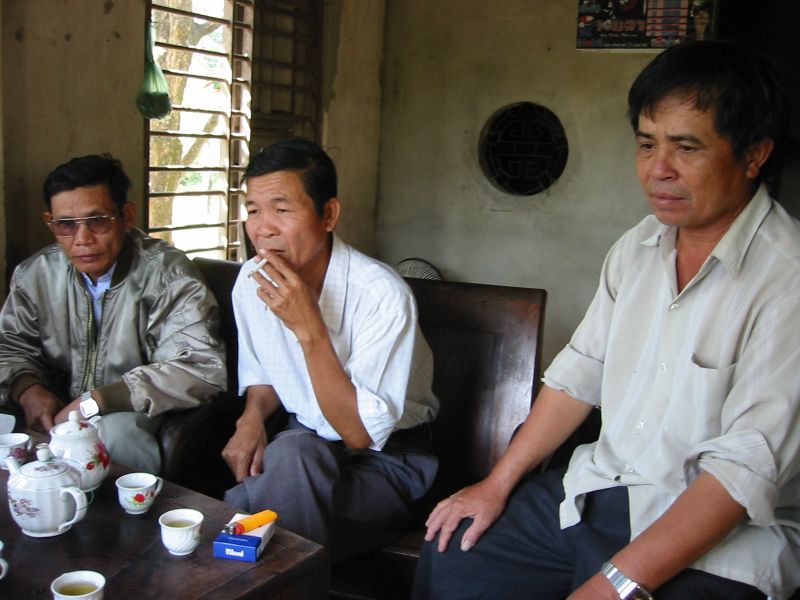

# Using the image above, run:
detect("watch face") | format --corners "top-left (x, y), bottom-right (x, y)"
top-left (80, 397), bottom-right (99, 417)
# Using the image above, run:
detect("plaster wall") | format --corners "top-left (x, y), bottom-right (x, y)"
top-left (321, 0), bottom-right (385, 257)
top-left (1, 0), bottom-right (145, 277)
top-left (377, 0), bottom-right (654, 367)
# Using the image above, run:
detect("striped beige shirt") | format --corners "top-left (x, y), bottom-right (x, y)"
top-left (544, 186), bottom-right (800, 599)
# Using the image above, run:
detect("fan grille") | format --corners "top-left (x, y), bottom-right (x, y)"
top-left (396, 258), bottom-right (443, 280)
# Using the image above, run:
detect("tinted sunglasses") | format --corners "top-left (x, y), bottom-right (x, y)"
top-left (48, 215), bottom-right (119, 237)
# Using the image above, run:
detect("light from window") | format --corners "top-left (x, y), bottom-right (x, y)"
top-left (146, 0), bottom-right (254, 261)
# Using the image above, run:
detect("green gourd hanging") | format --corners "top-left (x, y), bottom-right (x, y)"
top-left (136, 22), bottom-right (172, 119)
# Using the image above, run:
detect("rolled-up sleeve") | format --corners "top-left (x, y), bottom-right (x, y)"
top-left (347, 284), bottom-right (418, 450)
top-left (684, 295), bottom-right (800, 526)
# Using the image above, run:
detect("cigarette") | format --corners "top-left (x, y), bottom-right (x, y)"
top-left (247, 257), bottom-right (268, 278)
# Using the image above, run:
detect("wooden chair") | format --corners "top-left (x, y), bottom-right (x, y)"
top-left (331, 277), bottom-right (547, 600)
top-left (155, 257), bottom-right (244, 497)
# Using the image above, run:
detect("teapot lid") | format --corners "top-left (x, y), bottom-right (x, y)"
top-left (16, 445), bottom-right (76, 484)
top-left (50, 410), bottom-right (96, 438)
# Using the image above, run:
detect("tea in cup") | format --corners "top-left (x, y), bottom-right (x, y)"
top-left (159, 508), bottom-right (203, 556)
top-left (115, 472), bottom-right (163, 514)
top-left (0, 432), bottom-right (32, 469)
top-left (50, 569), bottom-right (105, 599)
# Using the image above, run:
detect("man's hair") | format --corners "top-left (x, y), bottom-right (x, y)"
top-left (244, 138), bottom-right (337, 217)
top-left (627, 40), bottom-right (791, 185)
top-left (43, 153), bottom-right (131, 212)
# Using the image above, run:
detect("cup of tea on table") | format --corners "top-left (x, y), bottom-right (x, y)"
top-left (159, 508), bottom-right (204, 556)
top-left (51, 569), bottom-right (105, 599)
top-left (0, 432), bottom-right (32, 469)
top-left (115, 472), bottom-right (163, 514)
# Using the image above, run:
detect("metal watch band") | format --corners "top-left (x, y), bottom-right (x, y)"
top-left (601, 562), bottom-right (654, 600)
top-left (79, 391), bottom-right (100, 418)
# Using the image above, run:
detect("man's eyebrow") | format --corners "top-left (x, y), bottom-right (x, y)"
top-left (635, 129), bottom-right (703, 145)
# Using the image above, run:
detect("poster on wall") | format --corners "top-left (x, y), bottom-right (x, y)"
top-left (577, 0), bottom-right (717, 50)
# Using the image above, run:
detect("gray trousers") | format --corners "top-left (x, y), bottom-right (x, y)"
top-left (224, 415), bottom-right (438, 563)
top-left (412, 467), bottom-right (766, 600)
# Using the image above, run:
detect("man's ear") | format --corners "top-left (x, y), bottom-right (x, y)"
top-left (122, 201), bottom-right (137, 230)
top-left (745, 138), bottom-right (774, 180)
top-left (42, 212), bottom-right (53, 227)
top-left (323, 198), bottom-right (341, 232)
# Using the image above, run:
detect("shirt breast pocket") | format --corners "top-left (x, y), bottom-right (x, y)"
top-left (662, 354), bottom-right (736, 447)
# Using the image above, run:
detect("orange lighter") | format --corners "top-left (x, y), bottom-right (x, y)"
top-left (222, 509), bottom-right (278, 535)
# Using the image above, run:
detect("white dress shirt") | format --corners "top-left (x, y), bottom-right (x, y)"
top-left (544, 186), bottom-right (800, 598)
top-left (233, 234), bottom-right (439, 451)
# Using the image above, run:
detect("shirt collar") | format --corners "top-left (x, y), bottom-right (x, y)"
top-left (639, 184), bottom-right (772, 276)
top-left (709, 184), bottom-right (771, 275)
top-left (80, 263), bottom-right (117, 292)
top-left (318, 233), bottom-right (349, 333)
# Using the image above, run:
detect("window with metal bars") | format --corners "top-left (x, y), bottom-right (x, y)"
top-left (145, 0), bottom-right (254, 261)
top-left (251, 0), bottom-right (322, 150)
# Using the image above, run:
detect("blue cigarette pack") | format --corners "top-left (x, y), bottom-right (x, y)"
top-left (213, 512), bottom-right (276, 562)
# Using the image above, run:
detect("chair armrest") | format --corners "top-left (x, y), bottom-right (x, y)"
top-left (157, 392), bottom-right (245, 498)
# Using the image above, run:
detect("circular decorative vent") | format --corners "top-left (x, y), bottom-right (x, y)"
top-left (479, 101), bottom-right (568, 196)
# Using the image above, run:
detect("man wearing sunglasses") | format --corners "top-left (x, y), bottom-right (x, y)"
top-left (0, 153), bottom-right (226, 473)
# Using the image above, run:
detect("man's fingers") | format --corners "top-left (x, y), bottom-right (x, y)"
top-left (40, 414), bottom-right (55, 431)
top-left (250, 445), bottom-right (265, 477)
top-left (459, 518), bottom-right (489, 552)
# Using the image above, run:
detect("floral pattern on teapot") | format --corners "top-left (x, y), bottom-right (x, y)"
top-left (85, 442), bottom-right (110, 472)
top-left (9, 495), bottom-right (41, 519)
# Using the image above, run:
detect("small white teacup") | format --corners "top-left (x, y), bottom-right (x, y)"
top-left (159, 508), bottom-right (204, 556)
top-left (115, 472), bottom-right (163, 515)
top-left (0, 432), bottom-right (32, 469)
top-left (51, 569), bottom-right (105, 599)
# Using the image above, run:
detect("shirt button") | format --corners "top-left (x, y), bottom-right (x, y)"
top-left (636, 420), bottom-right (646, 429)
top-left (669, 303), bottom-right (679, 311)
top-left (624, 464), bottom-right (634, 473)
top-left (658, 362), bottom-right (667, 372)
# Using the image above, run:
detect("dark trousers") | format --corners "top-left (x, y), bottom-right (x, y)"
top-left (412, 467), bottom-right (765, 600)
top-left (224, 416), bottom-right (438, 563)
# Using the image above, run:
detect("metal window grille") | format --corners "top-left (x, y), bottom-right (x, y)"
top-left (145, 0), bottom-right (254, 262)
top-left (251, 0), bottom-right (322, 149)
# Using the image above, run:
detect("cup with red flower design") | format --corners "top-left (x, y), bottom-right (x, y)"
top-left (0, 433), bottom-right (32, 470)
top-left (115, 472), bottom-right (163, 515)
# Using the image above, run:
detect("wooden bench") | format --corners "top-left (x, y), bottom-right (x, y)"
top-left (331, 277), bottom-right (547, 599)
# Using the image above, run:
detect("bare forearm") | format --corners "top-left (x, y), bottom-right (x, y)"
top-left (486, 385), bottom-right (595, 496)
top-left (300, 333), bottom-right (371, 449)
top-left (611, 471), bottom-right (746, 592)
top-left (240, 385), bottom-right (282, 424)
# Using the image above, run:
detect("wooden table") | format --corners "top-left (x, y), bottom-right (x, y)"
top-left (0, 462), bottom-right (328, 599)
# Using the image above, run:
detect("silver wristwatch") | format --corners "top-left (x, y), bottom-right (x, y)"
top-left (601, 562), bottom-right (654, 600)
top-left (79, 391), bottom-right (100, 419)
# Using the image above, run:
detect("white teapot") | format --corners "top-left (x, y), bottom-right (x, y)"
top-left (49, 410), bottom-right (110, 491)
top-left (6, 445), bottom-right (88, 538)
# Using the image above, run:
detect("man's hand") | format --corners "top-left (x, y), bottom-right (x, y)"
top-left (424, 477), bottom-right (509, 553)
top-left (55, 398), bottom-right (83, 424)
top-left (18, 384), bottom-right (62, 432)
top-left (252, 250), bottom-right (327, 342)
top-left (222, 413), bottom-right (269, 482)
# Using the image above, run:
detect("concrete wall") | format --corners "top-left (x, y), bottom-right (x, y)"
top-left (377, 0), bottom-right (654, 367)
top-left (320, 0), bottom-right (385, 257)
top-left (1, 0), bottom-right (145, 279)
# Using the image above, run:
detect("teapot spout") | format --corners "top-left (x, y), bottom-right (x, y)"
top-left (5, 455), bottom-right (20, 474)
